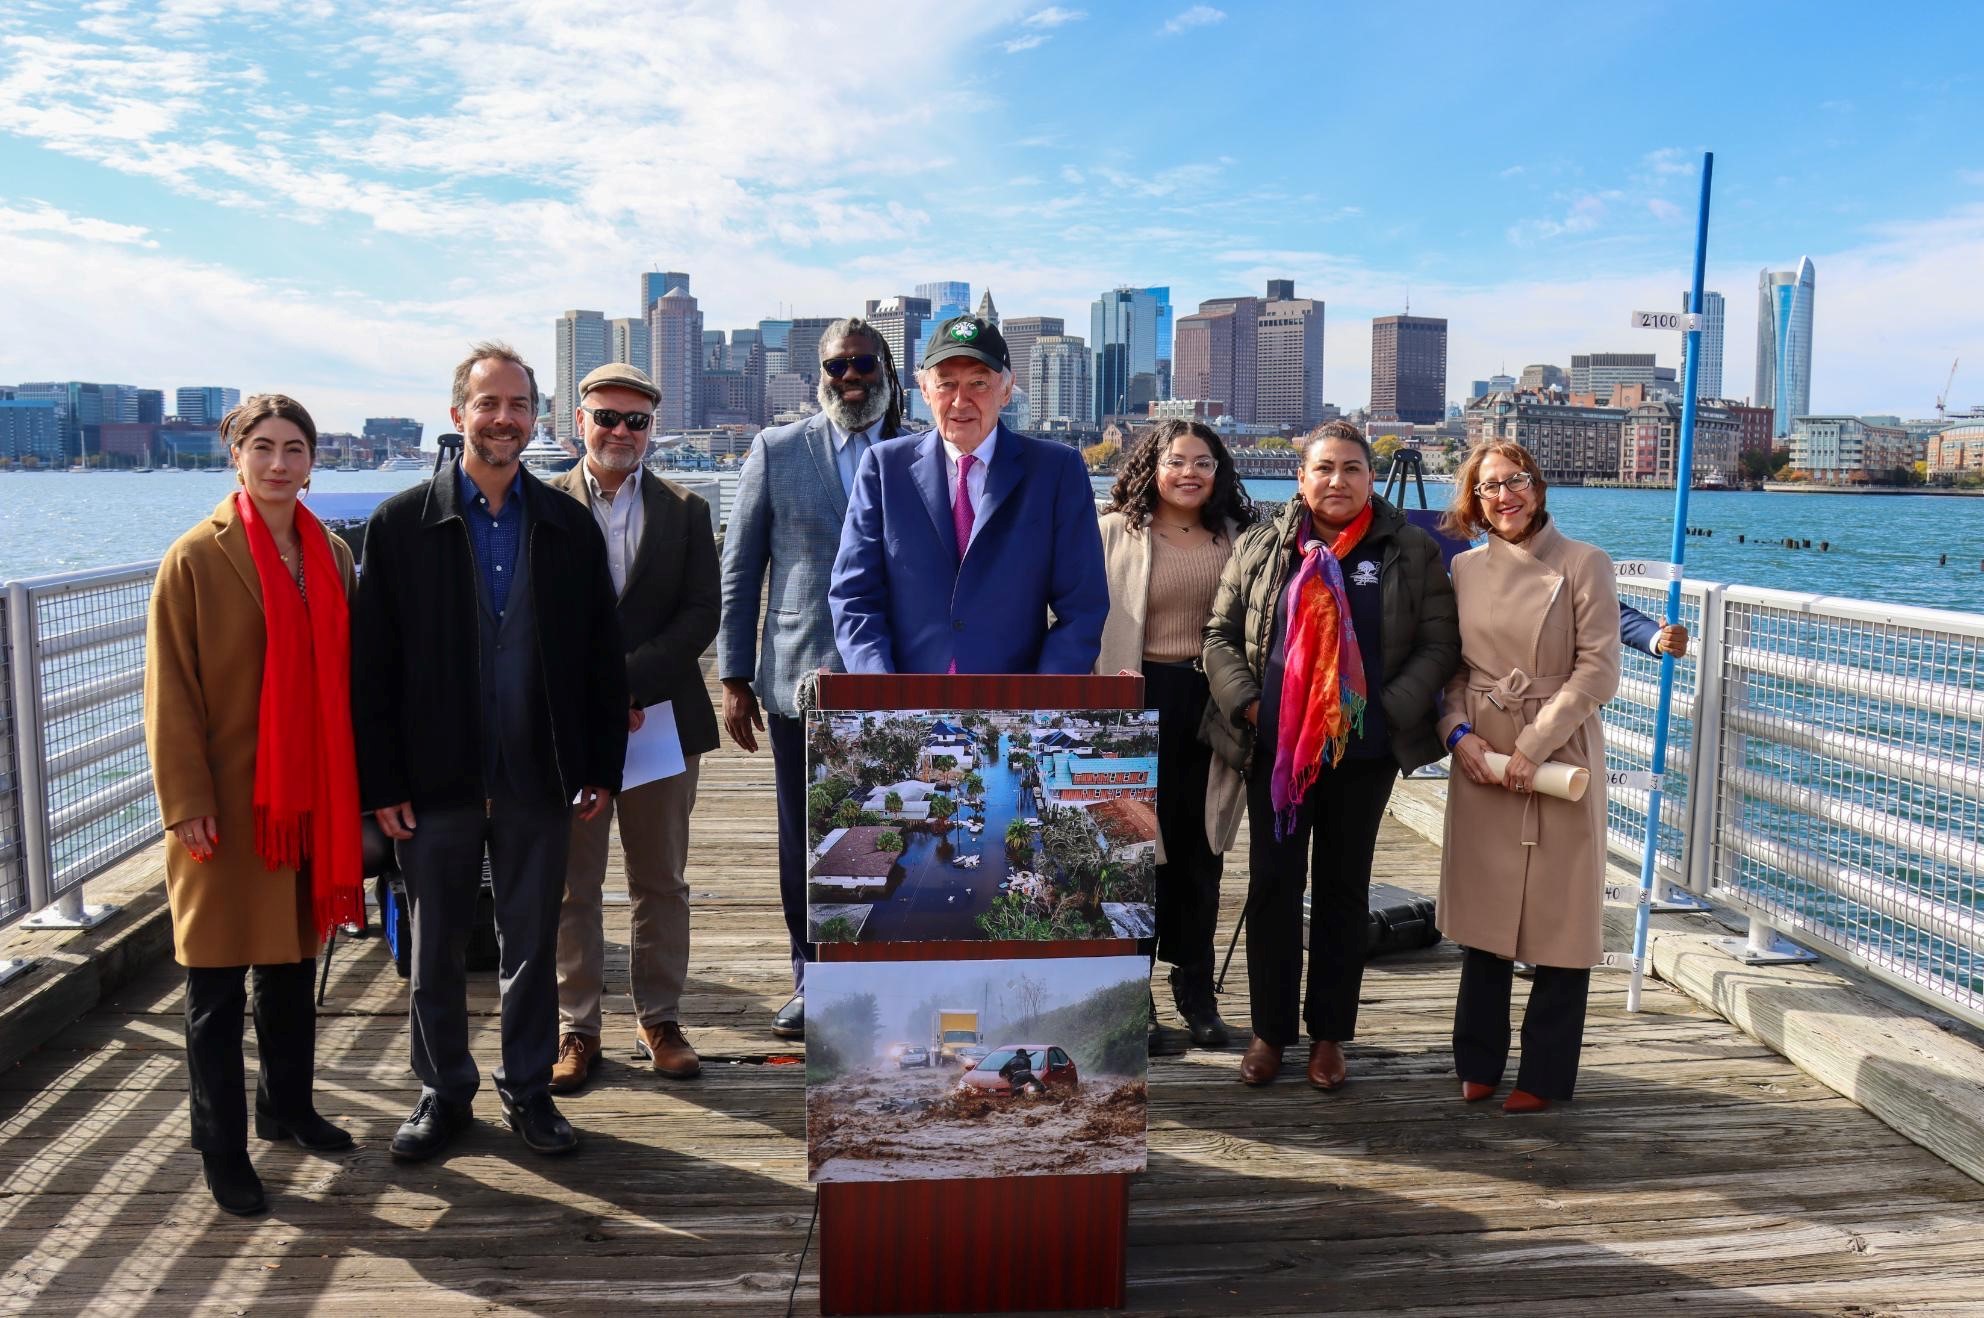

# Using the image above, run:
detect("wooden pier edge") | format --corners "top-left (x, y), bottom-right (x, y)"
top-left (1388, 776), bottom-right (1984, 1187)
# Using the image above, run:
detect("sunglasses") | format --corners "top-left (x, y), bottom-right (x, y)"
top-left (821, 354), bottom-right (881, 378)
top-left (581, 407), bottom-right (652, 432)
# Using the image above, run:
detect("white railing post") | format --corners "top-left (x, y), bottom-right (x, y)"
top-left (1683, 582), bottom-right (1727, 898)
top-left (5, 582), bottom-right (50, 916)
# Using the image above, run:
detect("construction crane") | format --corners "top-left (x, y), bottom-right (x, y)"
top-left (1936, 358), bottom-right (1959, 420)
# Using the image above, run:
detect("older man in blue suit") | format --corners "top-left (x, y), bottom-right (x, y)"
top-left (830, 314), bottom-right (1107, 675)
top-left (720, 317), bottom-right (906, 1038)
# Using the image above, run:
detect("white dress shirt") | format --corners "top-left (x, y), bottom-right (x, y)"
top-left (942, 428), bottom-right (999, 549)
top-left (584, 461), bottom-right (644, 595)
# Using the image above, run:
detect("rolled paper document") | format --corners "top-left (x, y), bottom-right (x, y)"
top-left (1481, 751), bottom-right (1589, 802)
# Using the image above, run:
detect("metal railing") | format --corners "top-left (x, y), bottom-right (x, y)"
top-left (1608, 578), bottom-right (1714, 905)
top-left (1604, 571), bottom-right (1984, 1028)
top-left (4, 564), bottom-right (154, 933)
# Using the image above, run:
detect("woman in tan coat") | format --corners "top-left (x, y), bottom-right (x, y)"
top-left (1435, 441), bottom-right (1620, 1113)
top-left (145, 395), bottom-right (363, 1215)
top-left (1095, 419), bottom-right (1256, 1046)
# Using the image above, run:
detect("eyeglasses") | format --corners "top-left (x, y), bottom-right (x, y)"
top-left (821, 354), bottom-right (881, 378)
top-left (580, 407), bottom-right (652, 432)
top-left (1474, 471), bottom-right (1536, 498)
top-left (1476, 470), bottom-right (1531, 496)
top-left (1159, 457), bottom-right (1219, 475)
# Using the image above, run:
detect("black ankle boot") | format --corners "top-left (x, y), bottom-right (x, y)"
top-left (255, 1106), bottom-right (354, 1153)
top-left (1173, 963), bottom-right (1231, 1049)
top-left (201, 1151), bottom-right (267, 1216)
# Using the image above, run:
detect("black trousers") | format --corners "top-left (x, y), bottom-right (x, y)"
top-left (1244, 755), bottom-right (1397, 1046)
top-left (400, 797), bottom-right (570, 1107)
top-left (1452, 946), bottom-right (1591, 1100)
top-left (769, 713), bottom-right (815, 993)
top-left (184, 959), bottom-right (317, 1153)
top-left (1144, 660), bottom-right (1223, 971)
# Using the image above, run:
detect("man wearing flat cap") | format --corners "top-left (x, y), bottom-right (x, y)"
top-left (830, 313), bottom-right (1107, 674)
top-left (544, 363), bottom-right (720, 1092)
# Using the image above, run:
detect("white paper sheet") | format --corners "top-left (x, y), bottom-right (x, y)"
top-left (622, 700), bottom-right (686, 789)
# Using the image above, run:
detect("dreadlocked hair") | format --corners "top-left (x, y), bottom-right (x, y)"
top-left (1104, 419), bottom-right (1257, 541)
top-left (819, 316), bottom-right (907, 439)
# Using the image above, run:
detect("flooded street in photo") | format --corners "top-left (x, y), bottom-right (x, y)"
top-left (833, 730), bottom-right (1032, 942)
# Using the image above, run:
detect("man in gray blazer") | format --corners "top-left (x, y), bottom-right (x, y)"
top-left (719, 318), bottom-right (904, 1037)
top-left (545, 364), bottom-right (720, 1092)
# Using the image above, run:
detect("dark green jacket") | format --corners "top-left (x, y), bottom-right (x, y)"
top-left (1201, 494), bottom-right (1460, 776)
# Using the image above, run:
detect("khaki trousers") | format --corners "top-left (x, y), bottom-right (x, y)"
top-left (556, 755), bottom-right (700, 1037)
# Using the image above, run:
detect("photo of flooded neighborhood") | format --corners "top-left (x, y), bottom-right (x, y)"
top-left (806, 955), bottom-right (1150, 1184)
top-left (804, 708), bottom-right (1160, 943)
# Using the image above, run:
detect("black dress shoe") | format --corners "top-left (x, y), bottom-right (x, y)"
top-left (772, 994), bottom-right (805, 1040)
top-left (501, 1091), bottom-right (578, 1154)
top-left (201, 1151), bottom-right (267, 1216)
top-left (256, 1107), bottom-right (356, 1153)
top-left (390, 1094), bottom-right (473, 1162)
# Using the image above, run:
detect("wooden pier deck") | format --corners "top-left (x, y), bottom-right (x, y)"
top-left (6, 686), bottom-right (1984, 1314)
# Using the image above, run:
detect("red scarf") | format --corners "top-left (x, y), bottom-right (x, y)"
top-left (1270, 501), bottom-right (1374, 839)
top-left (235, 492), bottom-right (363, 938)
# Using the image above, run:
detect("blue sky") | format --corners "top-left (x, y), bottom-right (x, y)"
top-left (2, 0), bottom-right (1980, 437)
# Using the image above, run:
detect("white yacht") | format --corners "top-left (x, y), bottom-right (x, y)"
top-left (377, 452), bottom-right (428, 472)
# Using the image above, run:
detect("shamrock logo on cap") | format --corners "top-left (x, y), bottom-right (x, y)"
top-left (949, 320), bottom-right (980, 342)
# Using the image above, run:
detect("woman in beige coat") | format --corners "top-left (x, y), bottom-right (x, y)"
top-left (1435, 441), bottom-right (1620, 1113)
top-left (1096, 419), bottom-right (1256, 1046)
top-left (145, 395), bottom-right (361, 1215)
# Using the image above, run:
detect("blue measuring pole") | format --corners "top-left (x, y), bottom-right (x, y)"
top-left (1628, 150), bottom-right (1714, 1013)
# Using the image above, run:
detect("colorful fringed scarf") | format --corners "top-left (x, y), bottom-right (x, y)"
top-left (1269, 502), bottom-right (1375, 839)
top-left (236, 492), bottom-right (364, 938)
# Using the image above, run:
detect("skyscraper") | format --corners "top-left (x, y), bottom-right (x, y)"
top-left (1755, 259), bottom-right (1815, 436)
top-left (1684, 289), bottom-right (1725, 400)
top-left (975, 288), bottom-right (999, 327)
top-left (1028, 335), bottom-right (1092, 427)
top-left (648, 285), bottom-right (704, 431)
top-left (554, 310), bottom-right (609, 447)
top-left (864, 295), bottom-right (933, 382)
top-left (1091, 286), bottom-right (1172, 421)
top-left (641, 270), bottom-right (690, 311)
top-left (702, 329), bottom-right (729, 372)
top-left (1256, 283), bottom-right (1325, 429)
top-left (908, 284), bottom-right (970, 421)
top-left (174, 386), bottom-right (241, 425)
top-left (608, 316), bottom-right (650, 374)
top-left (785, 317), bottom-right (837, 382)
top-left (1370, 314), bottom-right (1448, 424)
top-left (1001, 316), bottom-right (1064, 397)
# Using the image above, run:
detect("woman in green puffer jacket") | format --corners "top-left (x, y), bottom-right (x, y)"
top-left (1201, 421), bottom-right (1459, 1091)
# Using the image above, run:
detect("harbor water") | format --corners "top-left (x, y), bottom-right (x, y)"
top-left (2, 469), bottom-right (1982, 615)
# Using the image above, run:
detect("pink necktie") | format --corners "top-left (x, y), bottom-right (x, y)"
top-left (952, 451), bottom-right (977, 556)
top-left (949, 452), bottom-right (976, 673)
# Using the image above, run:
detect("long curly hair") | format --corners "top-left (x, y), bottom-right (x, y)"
top-left (1104, 419), bottom-right (1256, 539)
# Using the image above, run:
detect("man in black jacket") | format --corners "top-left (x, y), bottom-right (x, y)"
top-left (352, 342), bottom-right (627, 1161)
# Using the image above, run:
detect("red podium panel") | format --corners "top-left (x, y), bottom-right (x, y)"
top-left (812, 674), bottom-right (1143, 1315)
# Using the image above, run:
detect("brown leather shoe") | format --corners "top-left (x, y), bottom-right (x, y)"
top-left (1239, 1037), bottom-right (1282, 1086)
top-left (636, 1021), bottom-right (702, 1080)
top-left (1307, 1040), bottom-right (1347, 1091)
top-left (549, 1032), bottom-right (601, 1094)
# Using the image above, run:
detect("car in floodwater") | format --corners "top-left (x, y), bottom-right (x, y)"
top-left (897, 1044), bottom-right (932, 1069)
top-left (955, 1043), bottom-right (1079, 1097)
top-left (955, 1045), bottom-right (991, 1069)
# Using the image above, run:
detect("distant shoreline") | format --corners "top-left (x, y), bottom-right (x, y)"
top-left (1760, 482), bottom-right (1984, 497)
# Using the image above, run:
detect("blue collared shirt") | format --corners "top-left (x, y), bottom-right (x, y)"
top-left (457, 464), bottom-right (525, 619)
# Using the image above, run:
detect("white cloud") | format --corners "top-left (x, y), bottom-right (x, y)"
top-left (1159, 5), bottom-right (1225, 36)
top-left (1023, 6), bottom-right (1085, 26)
top-left (0, 202), bottom-right (157, 246)
top-left (1507, 191), bottom-right (1617, 244)
top-left (1002, 33), bottom-right (1049, 53)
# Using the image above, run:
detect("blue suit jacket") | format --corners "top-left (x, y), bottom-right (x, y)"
top-left (829, 425), bottom-right (1107, 675)
top-left (1618, 602), bottom-right (1660, 655)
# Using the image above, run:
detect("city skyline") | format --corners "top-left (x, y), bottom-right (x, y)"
top-left (0, 3), bottom-right (1979, 438)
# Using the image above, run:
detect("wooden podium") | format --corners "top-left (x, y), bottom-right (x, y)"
top-left (813, 673), bottom-right (1141, 1316)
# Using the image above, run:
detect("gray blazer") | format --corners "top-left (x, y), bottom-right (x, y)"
top-left (718, 412), bottom-right (855, 719)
